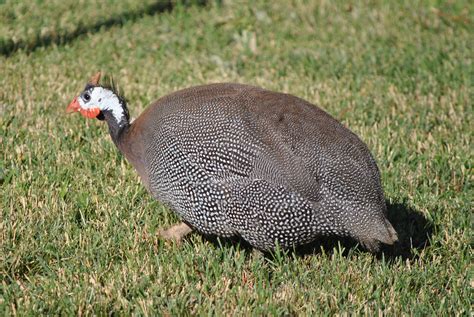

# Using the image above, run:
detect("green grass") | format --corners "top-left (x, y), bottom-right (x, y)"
top-left (1, 0), bottom-right (472, 314)
top-left (0, 0), bottom-right (171, 55)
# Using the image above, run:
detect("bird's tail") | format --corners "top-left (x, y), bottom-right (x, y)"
top-left (376, 219), bottom-right (399, 245)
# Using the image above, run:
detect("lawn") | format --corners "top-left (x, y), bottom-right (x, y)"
top-left (0, 0), bottom-right (472, 314)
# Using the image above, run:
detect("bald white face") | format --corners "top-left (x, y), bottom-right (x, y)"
top-left (76, 86), bottom-right (125, 123)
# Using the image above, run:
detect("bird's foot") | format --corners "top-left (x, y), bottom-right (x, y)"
top-left (158, 222), bottom-right (193, 245)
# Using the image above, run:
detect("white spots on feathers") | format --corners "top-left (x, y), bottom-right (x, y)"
top-left (102, 83), bottom-right (396, 252)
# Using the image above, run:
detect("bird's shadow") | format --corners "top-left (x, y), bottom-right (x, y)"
top-left (200, 199), bottom-right (434, 262)
top-left (379, 200), bottom-right (434, 260)
top-left (293, 199), bottom-right (434, 261)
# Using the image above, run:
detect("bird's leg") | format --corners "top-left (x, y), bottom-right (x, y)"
top-left (158, 222), bottom-right (193, 244)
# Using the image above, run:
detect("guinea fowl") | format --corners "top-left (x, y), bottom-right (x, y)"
top-left (67, 72), bottom-right (398, 252)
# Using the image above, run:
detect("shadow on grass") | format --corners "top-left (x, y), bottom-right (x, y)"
top-left (379, 200), bottom-right (434, 260)
top-left (295, 200), bottom-right (433, 261)
top-left (200, 199), bottom-right (434, 262)
top-left (0, 0), bottom-right (208, 57)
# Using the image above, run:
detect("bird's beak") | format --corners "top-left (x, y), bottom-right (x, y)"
top-left (66, 96), bottom-right (80, 113)
top-left (66, 96), bottom-right (100, 118)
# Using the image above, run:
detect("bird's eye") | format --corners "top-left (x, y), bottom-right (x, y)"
top-left (83, 93), bottom-right (91, 102)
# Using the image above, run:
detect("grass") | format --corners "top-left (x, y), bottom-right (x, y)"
top-left (0, 0), bottom-right (472, 314)
top-left (0, 0), bottom-right (172, 56)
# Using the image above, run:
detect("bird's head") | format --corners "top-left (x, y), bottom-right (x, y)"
top-left (66, 72), bottom-right (129, 125)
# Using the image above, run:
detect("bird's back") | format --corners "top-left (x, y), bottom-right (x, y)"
top-left (128, 83), bottom-right (395, 251)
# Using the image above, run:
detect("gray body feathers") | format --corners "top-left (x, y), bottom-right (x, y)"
top-left (130, 83), bottom-right (397, 252)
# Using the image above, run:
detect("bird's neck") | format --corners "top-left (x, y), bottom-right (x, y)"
top-left (103, 110), bottom-right (130, 147)
top-left (103, 110), bottom-right (148, 187)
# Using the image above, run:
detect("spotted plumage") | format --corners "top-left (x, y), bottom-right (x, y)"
top-left (67, 73), bottom-right (398, 252)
